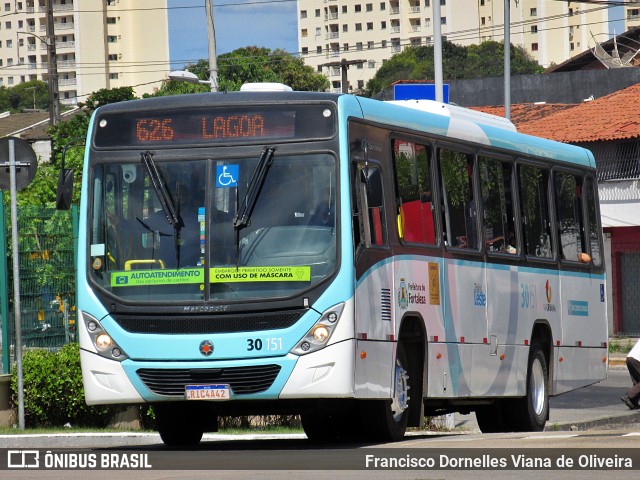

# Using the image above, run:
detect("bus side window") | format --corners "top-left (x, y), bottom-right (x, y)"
top-left (393, 139), bottom-right (436, 245)
top-left (518, 164), bottom-right (554, 259)
top-left (585, 177), bottom-right (602, 266)
top-left (480, 156), bottom-right (517, 254)
top-left (554, 171), bottom-right (586, 263)
top-left (439, 148), bottom-right (477, 249)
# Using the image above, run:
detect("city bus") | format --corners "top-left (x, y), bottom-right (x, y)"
top-left (59, 88), bottom-right (608, 446)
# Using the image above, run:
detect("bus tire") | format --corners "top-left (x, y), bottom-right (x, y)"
top-left (514, 342), bottom-right (549, 431)
top-left (475, 400), bottom-right (507, 433)
top-left (302, 402), bottom-right (366, 442)
top-left (363, 343), bottom-right (410, 441)
top-left (301, 411), bottom-right (336, 442)
top-left (155, 404), bottom-right (205, 447)
top-left (158, 424), bottom-right (204, 447)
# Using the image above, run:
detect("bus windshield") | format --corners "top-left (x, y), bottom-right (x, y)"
top-left (88, 151), bottom-right (337, 303)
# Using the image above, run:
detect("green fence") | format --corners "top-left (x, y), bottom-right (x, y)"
top-left (0, 194), bottom-right (78, 374)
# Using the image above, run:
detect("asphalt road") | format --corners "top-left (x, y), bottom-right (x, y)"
top-left (455, 362), bottom-right (639, 432)
top-left (1, 361), bottom-right (639, 479)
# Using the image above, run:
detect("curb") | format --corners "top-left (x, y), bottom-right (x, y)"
top-left (545, 412), bottom-right (640, 432)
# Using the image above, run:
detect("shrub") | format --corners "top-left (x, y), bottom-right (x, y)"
top-left (11, 343), bottom-right (118, 427)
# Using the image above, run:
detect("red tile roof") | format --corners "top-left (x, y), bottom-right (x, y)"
top-left (471, 103), bottom-right (576, 128)
top-left (475, 83), bottom-right (640, 143)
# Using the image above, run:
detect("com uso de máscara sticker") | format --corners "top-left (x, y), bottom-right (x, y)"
top-left (111, 266), bottom-right (311, 287)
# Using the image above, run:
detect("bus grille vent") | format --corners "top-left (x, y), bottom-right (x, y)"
top-left (381, 288), bottom-right (392, 321)
top-left (113, 310), bottom-right (305, 334)
top-left (137, 365), bottom-right (282, 396)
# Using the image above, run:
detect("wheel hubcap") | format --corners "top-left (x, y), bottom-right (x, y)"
top-left (391, 358), bottom-right (410, 422)
top-left (531, 357), bottom-right (545, 417)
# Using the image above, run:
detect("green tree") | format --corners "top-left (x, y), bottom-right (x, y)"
top-left (366, 40), bottom-right (543, 97)
top-left (11, 80), bottom-right (49, 111)
top-left (152, 47), bottom-right (329, 95)
top-left (17, 87), bottom-right (136, 207)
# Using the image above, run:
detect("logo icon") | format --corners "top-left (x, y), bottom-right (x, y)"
top-left (199, 340), bottom-right (214, 357)
top-left (474, 283), bottom-right (486, 307)
top-left (115, 276), bottom-right (129, 285)
top-left (216, 164), bottom-right (238, 188)
top-left (8, 450), bottom-right (39, 468)
top-left (398, 278), bottom-right (408, 310)
top-left (545, 279), bottom-right (552, 303)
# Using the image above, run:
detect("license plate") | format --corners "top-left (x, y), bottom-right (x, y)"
top-left (185, 384), bottom-right (231, 400)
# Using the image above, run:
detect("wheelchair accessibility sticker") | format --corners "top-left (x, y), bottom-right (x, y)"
top-left (216, 165), bottom-right (238, 188)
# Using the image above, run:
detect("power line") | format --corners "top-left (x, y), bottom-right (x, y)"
top-left (0, 0), bottom-right (296, 17)
top-left (0, 1), bottom-right (627, 92)
top-left (296, 3), bottom-right (619, 62)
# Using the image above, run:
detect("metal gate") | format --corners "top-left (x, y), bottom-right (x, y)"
top-left (621, 252), bottom-right (640, 336)
top-left (0, 198), bottom-right (78, 373)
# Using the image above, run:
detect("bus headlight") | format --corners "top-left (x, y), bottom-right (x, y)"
top-left (292, 303), bottom-right (344, 355)
top-left (82, 312), bottom-right (129, 362)
top-left (95, 333), bottom-right (113, 351)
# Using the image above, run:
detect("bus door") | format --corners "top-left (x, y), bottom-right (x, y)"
top-left (554, 172), bottom-right (607, 390)
top-left (477, 154), bottom-right (523, 397)
top-left (352, 155), bottom-right (393, 342)
top-left (350, 130), bottom-right (398, 398)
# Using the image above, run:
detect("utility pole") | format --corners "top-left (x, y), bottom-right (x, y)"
top-left (205, 0), bottom-right (218, 92)
top-left (319, 58), bottom-right (365, 94)
top-left (433, 0), bottom-right (443, 103)
top-left (504, 0), bottom-right (511, 120)
top-left (45, 0), bottom-right (60, 124)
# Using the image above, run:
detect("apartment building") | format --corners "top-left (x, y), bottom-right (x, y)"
top-left (627, 1), bottom-right (640, 30)
top-left (297, 1), bottom-right (615, 93)
top-left (0, 0), bottom-right (169, 105)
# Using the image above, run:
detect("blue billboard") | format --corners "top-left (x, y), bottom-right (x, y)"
top-left (393, 83), bottom-right (450, 103)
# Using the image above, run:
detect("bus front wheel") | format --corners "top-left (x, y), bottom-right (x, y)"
top-left (154, 403), bottom-right (206, 447)
top-left (363, 343), bottom-right (410, 441)
top-left (158, 423), bottom-right (203, 448)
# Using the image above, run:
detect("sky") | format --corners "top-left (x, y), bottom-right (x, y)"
top-left (167, 0), bottom-right (299, 70)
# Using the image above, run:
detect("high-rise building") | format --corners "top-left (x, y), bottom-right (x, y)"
top-left (297, 1), bottom-right (617, 93)
top-left (0, 0), bottom-right (170, 105)
top-left (626, 2), bottom-right (640, 31)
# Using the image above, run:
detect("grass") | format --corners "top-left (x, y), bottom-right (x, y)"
top-left (0, 425), bottom-right (303, 435)
top-left (0, 426), bottom-right (150, 435)
top-left (609, 337), bottom-right (636, 354)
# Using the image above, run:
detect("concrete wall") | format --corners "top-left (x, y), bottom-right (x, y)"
top-left (381, 68), bottom-right (640, 106)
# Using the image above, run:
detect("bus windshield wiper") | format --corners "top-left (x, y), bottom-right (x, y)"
top-left (141, 151), bottom-right (182, 229)
top-left (141, 151), bottom-right (184, 267)
top-left (233, 146), bottom-right (275, 266)
top-left (233, 146), bottom-right (275, 231)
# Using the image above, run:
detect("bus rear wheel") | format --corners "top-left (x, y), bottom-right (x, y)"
top-left (475, 400), bottom-right (507, 433)
top-left (476, 343), bottom-right (549, 433)
top-left (513, 342), bottom-right (549, 431)
top-left (301, 403), bottom-right (366, 442)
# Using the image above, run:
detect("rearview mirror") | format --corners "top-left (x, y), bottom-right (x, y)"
top-left (56, 168), bottom-right (74, 210)
top-left (360, 165), bottom-right (383, 208)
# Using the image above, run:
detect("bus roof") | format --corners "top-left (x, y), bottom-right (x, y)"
top-left (93, 91), bottom-right (594, 170)
top-left (345, 95), bottom-right (595, 169)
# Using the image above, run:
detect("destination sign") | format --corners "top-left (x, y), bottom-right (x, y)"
top-left (93, 104), bottom-right (335, 148)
